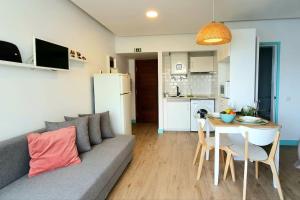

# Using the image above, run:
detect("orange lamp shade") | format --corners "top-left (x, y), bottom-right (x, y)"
top-left (196, 22), bottom-right (232, 45)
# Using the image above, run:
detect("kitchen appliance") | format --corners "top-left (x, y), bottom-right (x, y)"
top-left (171, 52), bottom-right (188, 75)
top-left (191, 99), bottom-right (215, 131)
top-left (0, 41), bottom-right (22, 63)
top-left (197, 109), bottom-right (208, 118)
top-left (93, 73), bottom-right (132, 135)
top-left (34, 38), bottom-right (69, 70)
top-left (189, 56), bottom-right (214, 73)
top-left (220, 81), bottom-right (230, 98)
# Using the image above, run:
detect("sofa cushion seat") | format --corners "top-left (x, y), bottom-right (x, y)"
top-left (0, 135), bottom-right (134, 200)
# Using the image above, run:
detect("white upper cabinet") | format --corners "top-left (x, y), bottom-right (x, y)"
top-left (189, 56), bottom-right (214, 73)
top-left (229, 29), bottom-right (258, 110)
top-left (171, 52), bottom-right (188, 75)
top-left (217, 44), bottom-right (230, 63)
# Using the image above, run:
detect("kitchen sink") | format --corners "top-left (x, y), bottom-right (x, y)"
top-left (169, 95), bottom-right (185, 97)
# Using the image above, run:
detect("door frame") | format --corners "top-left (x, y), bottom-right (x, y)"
top-left (259, 42), bottom-right (281, 124)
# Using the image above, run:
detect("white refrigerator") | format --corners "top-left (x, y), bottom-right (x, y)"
top-left (93, 73), bottom-right (132, 135)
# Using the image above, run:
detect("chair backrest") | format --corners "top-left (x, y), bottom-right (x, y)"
top-left (197, 118), bottom-right (206, 144)
top-left (240, 126), bottom-right (279, 146)
top-left (198, 118), bottom-right (206, 130)
top-left (241, 126), bottom-right (280, 161)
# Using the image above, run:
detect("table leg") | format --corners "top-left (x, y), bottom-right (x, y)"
top-left (214, 129), bottom-right (220, 186)
top-left (205, 120), bottom-right (210, 160)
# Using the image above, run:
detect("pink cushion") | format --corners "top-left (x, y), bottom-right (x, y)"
top-left (27, 126), bottom-right (81, 177)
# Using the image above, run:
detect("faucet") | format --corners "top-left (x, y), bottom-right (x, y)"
top-left (176, 86), bottom-right (181, 97)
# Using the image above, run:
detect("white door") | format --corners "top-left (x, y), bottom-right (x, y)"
top-left (165, 100), bottom-right (190, 131)
top-left (120, 74), bottom-right (131, 94)
top-left (190, 100), bottom-right (215, 131)
top-left (190, 101), bottom-right (199, 132)
top-left (121, 92), bottom-right (132, 135)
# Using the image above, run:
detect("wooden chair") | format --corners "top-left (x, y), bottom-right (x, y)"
top-left (193, 118), bottom-right (235, 181)
top-left (224, 127), bottom-right (284, 200)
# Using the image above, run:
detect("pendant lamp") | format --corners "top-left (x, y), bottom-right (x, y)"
top-left (196, 0), bottom-right (232, 45)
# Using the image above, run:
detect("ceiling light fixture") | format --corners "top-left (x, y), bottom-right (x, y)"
top-left (196, 0), bottom-right (232, 45)
top-left (146, 10), bottom-right (158, 18)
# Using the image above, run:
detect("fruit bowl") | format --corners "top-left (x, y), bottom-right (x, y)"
top-left (220, 114), bottom-right (236, 123)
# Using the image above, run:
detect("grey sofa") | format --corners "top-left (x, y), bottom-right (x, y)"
top-left (0, 130), bottom-right (135, 200)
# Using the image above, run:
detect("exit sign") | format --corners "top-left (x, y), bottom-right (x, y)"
top-left (134, 48), bottom-right (142, 53)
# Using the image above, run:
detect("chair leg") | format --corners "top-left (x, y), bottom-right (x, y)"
top-left (255, 161), bottom-right (259, 180)
top-left (269, 161), bottom-right (284, 200)
top-left (243, 160), bottom-right (248, 200)
top-left (223, 152), bottom-right (231, 181)
top-left (197, 146), bottom-right (206, 180)
top-left (230, 156), bottom-right (236, 182)
top-left (193, 142), bottom-right (201, 165)
top-left (221, 150), bottom-right (225, 165)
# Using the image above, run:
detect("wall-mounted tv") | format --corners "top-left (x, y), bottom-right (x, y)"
top-left (34, 38), bottom-right (69, 70)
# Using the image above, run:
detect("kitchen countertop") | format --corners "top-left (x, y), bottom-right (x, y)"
top-left (165, 95), bottom-right (216, 101)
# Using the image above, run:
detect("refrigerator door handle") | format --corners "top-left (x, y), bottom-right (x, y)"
top-left (121, 92), bottom-right (131, 95)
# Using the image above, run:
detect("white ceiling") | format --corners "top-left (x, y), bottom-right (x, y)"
top-left (71, 0), bottom-right (300, 36)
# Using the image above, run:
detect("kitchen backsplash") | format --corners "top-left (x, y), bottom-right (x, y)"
top-left (163, 54), bottom-right (218, 97)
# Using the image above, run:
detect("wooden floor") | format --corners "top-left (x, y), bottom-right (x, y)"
top-left (108, 123), bottom-right (300, 200)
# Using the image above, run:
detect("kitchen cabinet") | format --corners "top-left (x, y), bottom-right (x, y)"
top-left (217, 44), bottom-right (230, 63)
top-left (216, 29), bottom-right (258, 111)
top-left (189, 56), bottom-right (214, 73)
top-left (164, 99), bottom-right (190, 131)
top-left (218, 97), bottom-right (229, 112)
top-left (229, 29), bottom-right (258, 110)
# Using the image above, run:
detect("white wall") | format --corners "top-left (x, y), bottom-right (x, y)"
top-left (163, 53), bottom-right (217, 96)
top-left (0, 0), bottom-right (115, 141)
top-left (116, 54), bottom-right (129, 73)
top-left (227, 19), bottom-right (300, 141)
top-left (115, 34), bottom-right (217, 53)
top-left (115, 34), bottom-right (219, 131)
top-left (217, 62), bottom-right (230, 112)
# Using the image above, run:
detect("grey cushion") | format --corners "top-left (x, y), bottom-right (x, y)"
top-left (0, 135), bottom-right (29, 190)
top-left (0, 129), bottom-right (45, 190)
top-left (78, 114), bottom-right (102, 145)
top-left (45, 118), bottom-right (91, 153)
top-left (100, 111), bottom-right (115, 138)
top-left (0, 135), bottom-right (135, 200)
top-left (96, 154), bottom-right (132, 200)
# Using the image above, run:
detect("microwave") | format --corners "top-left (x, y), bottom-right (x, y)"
top-left (220, 81), bottom-right (230, 98)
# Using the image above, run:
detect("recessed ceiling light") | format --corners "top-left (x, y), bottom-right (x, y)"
top-left (146, 10), bottom-right (158, 18)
